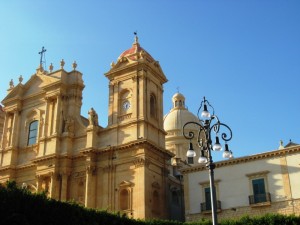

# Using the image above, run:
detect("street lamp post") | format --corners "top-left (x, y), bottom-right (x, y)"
top-left (182, 97), bottom-right (233, 225)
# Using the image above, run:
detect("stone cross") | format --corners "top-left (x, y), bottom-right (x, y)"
top-left (38, 46), bottom-right (47, 66)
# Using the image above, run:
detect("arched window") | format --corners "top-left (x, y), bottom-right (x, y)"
top-left (28, 120), bottom-right (38, 145)
top-left (120, 189), bottom-right (129, 210)
top-left (150, 94), bottom-right (157, 118)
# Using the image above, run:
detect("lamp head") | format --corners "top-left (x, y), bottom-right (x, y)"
top-left (201, 104), bottom-right (211, 118)
top-left (186, 142), bottom-right (196, 158)
top-left (198, 150), bottom-right (207, 164)
top-left (213, 136), bottom-right (222, 151)
top-left (223, 143), bottom-right (233, 159)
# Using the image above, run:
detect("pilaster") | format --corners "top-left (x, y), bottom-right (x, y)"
top-left (61, 172), bottom-right (70, 201)
top-left (85, 164), bottom-right (96, 208)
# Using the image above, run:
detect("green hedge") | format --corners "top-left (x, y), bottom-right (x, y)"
top-left (0, 181), bottom-right (299, 225)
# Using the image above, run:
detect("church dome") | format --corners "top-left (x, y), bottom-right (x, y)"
top-left (118, 35), bottom-right (155, 62)
top-left (164, 92), bottom-right (200, 132)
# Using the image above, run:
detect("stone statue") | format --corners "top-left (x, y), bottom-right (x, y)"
top-left (88, 108), bottom-right (98, 126)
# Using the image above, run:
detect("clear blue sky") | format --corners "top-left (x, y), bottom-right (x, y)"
top-left (1, 0), bottom-right (299, 161)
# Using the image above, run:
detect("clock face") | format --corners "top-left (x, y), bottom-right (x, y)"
top-left (123, 101), bottom-right (131, 110)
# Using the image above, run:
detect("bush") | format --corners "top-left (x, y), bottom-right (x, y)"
top-left (0, 182), bottom-right (300, 225)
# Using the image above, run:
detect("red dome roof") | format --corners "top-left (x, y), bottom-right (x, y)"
top-left (118, 36), bottom-right (155, 62)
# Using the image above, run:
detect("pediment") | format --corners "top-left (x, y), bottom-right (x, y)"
top-left (2, 74), bottom-right (60, 104)
top-left (22, 74), bottom-right (60, 97)
top-left (152, 181), bottom-right (160, 189)
top-left (119, 180), bottom-right (134, 187)
top-left (1, 83), bottom-right (23, 103)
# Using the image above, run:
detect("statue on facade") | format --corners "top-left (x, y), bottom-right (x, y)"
top-left (88, 108), bottom-right (98, 126)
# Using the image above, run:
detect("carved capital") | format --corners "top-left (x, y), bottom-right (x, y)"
top-left (73, 171), bottom-right (86, 178)
top-left (86, 165), bottom-right (96, 175)
top-left (133, 157), bottom-right (150, 168)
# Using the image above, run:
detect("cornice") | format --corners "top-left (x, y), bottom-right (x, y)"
top-left (84, 139), bottom-right (174, 158)
top-left (181, 146), bottom-right (300, 174)
top-left (104, 118), bottom-right (167, 135)
top-left (16, 163), bottom-right (36, 170)
top-left (0, 165), bottom-right (15, 172)
top-left (105, 61), bottom-right (167, 84)
top-left (31, 153), bottom-right (72, 164)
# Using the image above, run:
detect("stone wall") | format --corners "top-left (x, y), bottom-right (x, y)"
top-left (0, 106), bottom-right (4, 145)
top-left (185, 198), bottom-right (300, 222)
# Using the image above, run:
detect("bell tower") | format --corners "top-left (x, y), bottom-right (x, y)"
top-left (105, 35), bottom-right (168, 148)
top-left (102, 36), bottom-right (172, 219)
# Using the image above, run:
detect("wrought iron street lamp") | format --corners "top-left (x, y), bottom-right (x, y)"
top-left (183, 97), bottom-right (233, 225)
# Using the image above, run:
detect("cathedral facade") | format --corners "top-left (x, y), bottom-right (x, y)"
top-left (0, 37), bottom-right (184, 220)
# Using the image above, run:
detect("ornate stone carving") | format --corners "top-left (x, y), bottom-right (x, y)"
top-left (133, 157), bottom-right (150, 168)
top-left (86, 165), bottom-right (97, 175)
top-left (64, 117), bottom-right (75, 133)
top-left (73, 171), bottom-right (86, 178)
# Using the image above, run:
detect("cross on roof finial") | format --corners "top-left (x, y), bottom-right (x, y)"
top-left (38, 46), bottom-right (47, 67)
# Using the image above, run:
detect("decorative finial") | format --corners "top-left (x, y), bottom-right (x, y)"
top-left (60, 59), bottom-right (65, 69)
top-left (38, 46), bottom-right (47, 68)
top-left (49, 63), bottom-right (53, 72)
top-left (9, 79), bottom-right (14, 89)
top-left (18, 75), bottom-right (23, 83)
top-left (134, 31), bottom-right (138, 44)
top-left (278, 140), bottom-right (284, 150)
top-left (110, 61), bottom-right (115, 68)
top-left (72, 61), bottom-right (77, 70)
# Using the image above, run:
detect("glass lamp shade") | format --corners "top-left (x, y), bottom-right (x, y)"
top-left (201, 104), bottom-right (211, 118)
top-left (213, 136), bottom-right (222, 151)
top-left (186, 149), bottom-right (196, 158)
top-left (186, 142), bottom-right (196, 157)
top-left (223, 150), bottom-right (231, 158)
top-left (198, 156), bottom-right (207, 164)
top-left (223, 144), bottom-right (232, 158)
